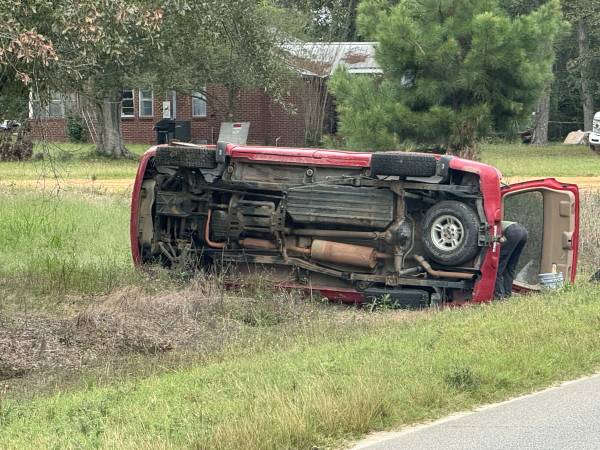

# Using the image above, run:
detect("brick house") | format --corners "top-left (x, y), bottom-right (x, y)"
top-left (30, 42), bottom-right (380, 147)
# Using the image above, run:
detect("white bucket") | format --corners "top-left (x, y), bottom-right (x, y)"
top-left (538, 272), bottom-right (564, 290)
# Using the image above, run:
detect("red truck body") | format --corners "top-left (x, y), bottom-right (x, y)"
top-left (131, 144), bottom-right (579, 305)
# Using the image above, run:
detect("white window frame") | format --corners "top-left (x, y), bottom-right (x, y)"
top-left (121, 89), bottom-right (135, 118)
top-left (28, 90), bottom-right (34, 118)
top-left (29, 91), bottom-right (65, 118)
top-left (47, 92), bottom-right (65, 118)
top-left (192, 90), bottom-right (207, 118)
top-left (139, 89), bottom-right (154, 117)
top-left (172, 90), bottom-right (177, 119)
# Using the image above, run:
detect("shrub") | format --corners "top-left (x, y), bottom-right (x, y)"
top-left (66, 116), bottom-right (87, 143)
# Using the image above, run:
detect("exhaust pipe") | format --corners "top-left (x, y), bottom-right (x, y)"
top-left (204, 209), bottom-right (225, 249)
top-left (414, 255), bottom-right (475, 280)
top-left (240, 238), bottom-right (392, 270)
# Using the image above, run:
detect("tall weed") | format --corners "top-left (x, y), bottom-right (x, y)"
top-left (0, 188), bottom-right (136, 296)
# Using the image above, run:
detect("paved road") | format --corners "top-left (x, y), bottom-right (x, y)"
top-left (352, 374), bottom-right (600, 450)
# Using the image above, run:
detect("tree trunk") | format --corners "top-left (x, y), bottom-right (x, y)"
top-left (455, 145), bottom-right (479, 160)
top-left (95, 95), bottom-right (132, 158)
top-left (303, 77), bottom-right (329, 147)
top-left (343, 0), bottom-right (359, 40)
top-left (226, 85), bottom-right (238, 121)
top-left (448, 118), bottom-right (480, 160)
top-left (447, 141), bottom-right (480, 160)
top-left (578, 21), bottom-right (594, 131)
top-left (531, 86), bottom-right (550, 146)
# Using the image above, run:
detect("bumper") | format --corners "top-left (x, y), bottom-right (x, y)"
top-left (590, 132), bottom-right (600, 146)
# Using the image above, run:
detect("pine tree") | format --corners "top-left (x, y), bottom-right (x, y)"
top-left (330, 0), bottom-right (564, 158)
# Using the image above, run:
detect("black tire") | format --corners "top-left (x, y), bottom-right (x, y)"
top-left (155, 147), bottom-right (217, 169)
top-left (371, 152), bottom-right (437, 177)
top-left (421, 200), bottom-right (480, 266)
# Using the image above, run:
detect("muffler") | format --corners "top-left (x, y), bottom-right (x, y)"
top-left (310, 240), bottom-right (378, 269)
top-left (300, 240), bottom-right (389, 269)
top-left (241, 238), bottom-right (391, 270)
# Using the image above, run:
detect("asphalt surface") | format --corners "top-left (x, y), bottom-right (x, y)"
top-left (352, 374), bottom-right (600, 450)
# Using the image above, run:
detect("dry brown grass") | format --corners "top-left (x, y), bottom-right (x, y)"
top-left (0, 275), bottom-right (297, 376)
top-left (577, 190), bottom-right (600, 277)
top-left (1, 273), bottom-right (418, 400)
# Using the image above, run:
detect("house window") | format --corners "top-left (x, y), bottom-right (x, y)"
top-left (192, 91), bottom-right (207, 117)
top-left (139, 89), bottom-right (154, 117)
top-left (30, 91), bottom-right (65, 118)
top-left (122, 89), bottom-right (134, 117)
top-left (47, 92), bottom-right (65, 117)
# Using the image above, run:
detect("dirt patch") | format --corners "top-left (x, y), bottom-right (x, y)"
top-left (505, 176), bottom-right (600, 190)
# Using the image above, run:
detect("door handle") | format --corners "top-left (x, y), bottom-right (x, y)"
top-left (562, 231), bottom-right (573, 250)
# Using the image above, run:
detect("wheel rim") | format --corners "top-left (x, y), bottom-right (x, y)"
top-left (430, 215), bottom-right (464, 252)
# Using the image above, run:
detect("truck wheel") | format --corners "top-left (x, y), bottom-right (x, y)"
top-left (370, 152), bottom-right (437, 177)
top-left (421, 200), bottom-right (480, 266)
top-left (155, 147), bottom-right (218, 169)
top-left (591, 145), bottom-right (600, 155)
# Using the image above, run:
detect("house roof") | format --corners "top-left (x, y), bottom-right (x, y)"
top-left (283, 42), bottom-right (382, 78)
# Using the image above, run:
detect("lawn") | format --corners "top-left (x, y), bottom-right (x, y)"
top-left (0, 142), bottom-right (599, 183)
top-left (480, 143), bottom-right (600, 177)
top-left (0, 142), bottom-right (147, 181)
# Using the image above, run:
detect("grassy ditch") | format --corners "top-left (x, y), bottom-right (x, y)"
top-left (1, 284), bottom-right (600, 449)
top-left (0, 275), bottom-right (362, 397)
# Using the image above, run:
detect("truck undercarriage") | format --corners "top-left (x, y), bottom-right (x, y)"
top-left (134, 146), bottom-right (494, 306)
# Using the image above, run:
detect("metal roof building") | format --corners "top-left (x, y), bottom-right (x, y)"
top-left (284, 42), bottom-right (382, 77)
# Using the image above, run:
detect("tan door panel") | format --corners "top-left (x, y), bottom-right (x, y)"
top-left (541, 189), bottom-right (575, 281)
top-left (503, 187), bottom-right (575, 289)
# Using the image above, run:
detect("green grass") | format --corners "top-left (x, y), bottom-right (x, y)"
top-left (0, 142), bottom-right (599, 182)
top-left (30, 142), bottom-right (149, 158)
top-left (480, 143), bottom-right (600, 177)
top-left (0, 142), bottom-right (148, 181)
top-left (0, 187), bottom-right (138, 298)
top-left (1, 284), bottom-right (600, 449)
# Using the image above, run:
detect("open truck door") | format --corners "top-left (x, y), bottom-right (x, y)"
top-left (501, 178), bottom-right (579, 292)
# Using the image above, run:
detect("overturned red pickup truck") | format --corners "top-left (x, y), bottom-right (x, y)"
top-left (131, 143), bottom-right (579, 306)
